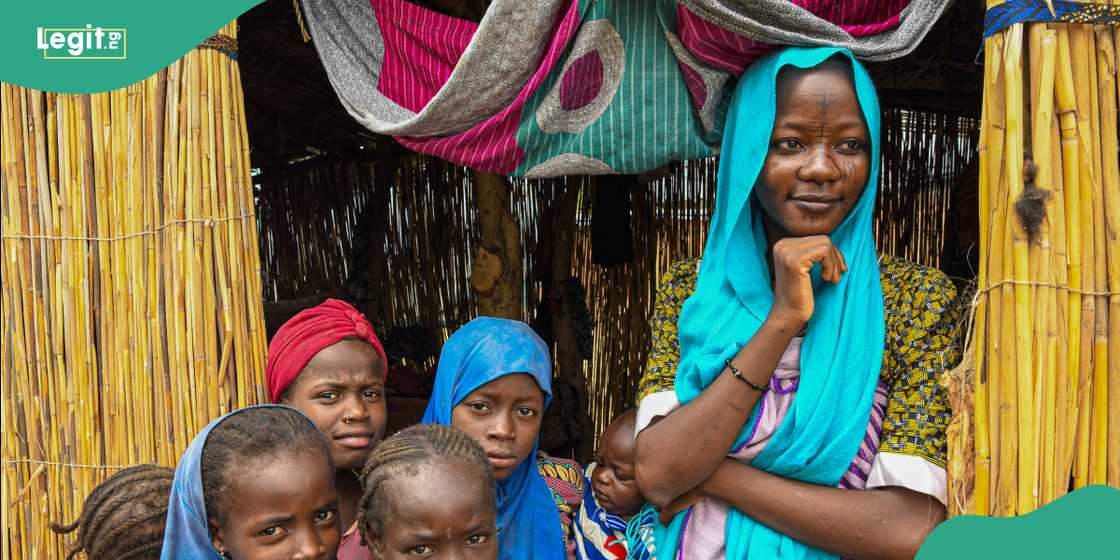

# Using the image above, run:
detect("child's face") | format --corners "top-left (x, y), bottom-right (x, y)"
top-left (369, 463), bottom-right (498, 560)
top-left (451, 373), bottom-right (545, 481)
top-left (282, 339), bottom-right (387, 470)
top-left (592, 423), bottom-right (644, 516)
top-left (755, 63), bottom-right (870, 240)
top-left (211, 452), bottom-right (341, 560)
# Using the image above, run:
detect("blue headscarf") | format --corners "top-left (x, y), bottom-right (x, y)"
top-left (660, 47), bottom-right (886, 559)
top-left (160, 405), bottom-right (322, 559)
top-left (421, 317), bottom-right (563, 560)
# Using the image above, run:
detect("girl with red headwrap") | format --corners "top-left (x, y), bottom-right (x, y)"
top-left (266, 299), bottom-right (389, 560)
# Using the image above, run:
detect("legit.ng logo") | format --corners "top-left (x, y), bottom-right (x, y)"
top-left (36, 25), bottom-right (126, 60)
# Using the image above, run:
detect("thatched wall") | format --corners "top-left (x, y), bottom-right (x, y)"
top-left (1, 23), bottom-right (267, 557)
top-left (255, 105), bottom-right (980, 447)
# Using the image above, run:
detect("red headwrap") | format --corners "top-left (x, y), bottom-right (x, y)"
top-left (265, 298), bottom-right (388, 403)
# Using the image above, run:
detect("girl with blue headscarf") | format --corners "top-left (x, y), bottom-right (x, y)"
top-left (161, 405), bottom-right (341, 560)
top-left (422, 317), bottom-right (583, 560)
top-left (631, 47), bottom-right (960, 559)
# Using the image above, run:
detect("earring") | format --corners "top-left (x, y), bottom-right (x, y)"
top-left (219, 549), bottom-right (231, 559)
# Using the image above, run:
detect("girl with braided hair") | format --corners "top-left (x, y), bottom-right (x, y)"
top-left (356, 423), bottom-right (497, 560)
top-left (160, 405), bottom-right (341, 560)
top-left (423, 317), bottom-right (584, 560)
top-left (50, 464), bottom-right (174, 560)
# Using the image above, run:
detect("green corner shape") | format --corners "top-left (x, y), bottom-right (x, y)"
top-left (1, 1), bottom-right (266, 93)
top-left (918, 485), bottom-right (1120, 559)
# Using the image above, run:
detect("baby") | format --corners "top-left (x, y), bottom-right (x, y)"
top-left (572, 409), bottom-right (646, 560)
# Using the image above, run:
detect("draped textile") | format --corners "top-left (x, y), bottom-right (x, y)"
top-left (299, 0), bottom-right (951, 176)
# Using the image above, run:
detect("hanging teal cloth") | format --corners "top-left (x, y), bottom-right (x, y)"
top-left (659, 46), bottom-right (885, 559)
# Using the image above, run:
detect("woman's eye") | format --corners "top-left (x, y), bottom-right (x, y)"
top-left (838, 139), bottom-right (864, 152)
top-left (468, 402), bottom-right (491, 413)
top-left (315, 509), bottom-right (335, 523)
top-left (318, 391), bottom-right (339, 401)
top-left (516, 406), bottom-right (537, 417)
top-left (774, 139), bottom-right (802, 151)
top-left (362, 389), bottom-right (381, 399)
top-left (408, 545), bottom-right (435, 555)
top-left (467, 534), bottom-right (488, 545)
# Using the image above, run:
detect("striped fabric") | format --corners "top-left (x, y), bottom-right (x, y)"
top-left (721, 337), bottom-right (888, 491)
top-left (664, 338), bottom-right (889, 559)
top-left (372, 0), bottom-right (476, 113)
top-left (840, 381), bottom-right (889, 490)
top-left (675, 0), bottom-right (911, 75)
top-left (394, 0), bottom-right (586, 174)
top-left (301, 0), bottom-right (950, 177)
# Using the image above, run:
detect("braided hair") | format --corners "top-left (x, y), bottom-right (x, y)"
top-left (356, 424), bottom-right (495, 545)
top-left (200, 406), bottom-right (331, 524)
top-left (49, 464), bottom-right (174, 560)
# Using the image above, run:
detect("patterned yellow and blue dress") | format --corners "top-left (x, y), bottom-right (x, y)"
top-left (538, 452), bottom-right (586, 560)
top-left (636, 254), bottom-right (961, 502)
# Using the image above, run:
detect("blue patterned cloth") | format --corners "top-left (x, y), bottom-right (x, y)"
top-left (984, 1), bottom-right (1120, 39)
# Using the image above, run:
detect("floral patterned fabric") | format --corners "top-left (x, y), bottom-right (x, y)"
top-left (538, 452), bottom-right (585, 560)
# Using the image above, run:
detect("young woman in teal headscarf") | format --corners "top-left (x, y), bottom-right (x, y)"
top-left (422, 317), bottom-right (584, 560)
top-left (632, 47), bottom-right (960, 559)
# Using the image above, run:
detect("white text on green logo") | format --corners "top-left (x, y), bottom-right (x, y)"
top-left (37, 25), bottom-right (127, 60)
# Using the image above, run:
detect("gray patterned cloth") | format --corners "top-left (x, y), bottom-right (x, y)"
top-left (679, 0), bottom-right (953, 61)
top-left (301, 0), bottom-right (954, 176)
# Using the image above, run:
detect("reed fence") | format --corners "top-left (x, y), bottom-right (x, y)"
top-left (1, 22), bottom-right (267, 558)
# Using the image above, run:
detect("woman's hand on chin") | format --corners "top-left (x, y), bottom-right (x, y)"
top-left (769, 235), bottom-right (847, 328)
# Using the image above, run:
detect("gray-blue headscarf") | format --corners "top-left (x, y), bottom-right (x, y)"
top-left (159, 405), bottom-right (321, 559)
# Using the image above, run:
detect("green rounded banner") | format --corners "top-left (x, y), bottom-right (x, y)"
top-left (0, 0), bottom-right (264, 93)
top-left (919, 485), bottom-right (1120, 559)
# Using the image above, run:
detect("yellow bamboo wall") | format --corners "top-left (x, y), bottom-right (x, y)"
top-left (1, 22), bottom-right (268, 558)
top-left (955, 8), bottom-right (1120, 517)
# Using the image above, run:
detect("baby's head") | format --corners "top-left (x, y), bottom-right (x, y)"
top-left (592, 409), bottom-right (644, 517)
top-left (50, 464), bottom-right (174, 560)
top-left (358, 424), bottom-right (498, 560)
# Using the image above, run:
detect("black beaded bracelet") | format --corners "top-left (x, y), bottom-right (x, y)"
top-left (725, 358), bottom-right (768, 392)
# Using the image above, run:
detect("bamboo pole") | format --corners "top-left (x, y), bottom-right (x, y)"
top-left (1, 22), bottom-right (266, 556)
top-left (974, 33), bottom-right (995, 513)
top-left (1093, 22), bottom-right (1119, 487)
top-left (969, 11), bottom-right (1120, 516)
top-left (1030, 27), bottom-right (1059, 506)
top-left (1054, 25), bottom-right (1085, 490)
top-left (1001, 24), bottom-right (1038, 512)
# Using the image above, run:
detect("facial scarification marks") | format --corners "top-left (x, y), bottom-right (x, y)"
top-left (817, 93), bottom-right (831, 147)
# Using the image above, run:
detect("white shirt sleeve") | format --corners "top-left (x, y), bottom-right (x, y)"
top-left (635, 390), bottom-right (681, 436)
top-left (866, 451), bottom-right (948, 505)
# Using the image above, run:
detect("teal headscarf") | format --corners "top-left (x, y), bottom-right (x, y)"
top-left (660, 47), bottom-right (885, 559)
